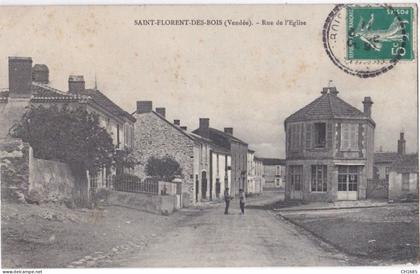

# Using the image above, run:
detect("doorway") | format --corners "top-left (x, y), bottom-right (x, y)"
top-left (337, 165), bottom-right (359, 200)
top-left (201, 171), bottom-right (207, 199)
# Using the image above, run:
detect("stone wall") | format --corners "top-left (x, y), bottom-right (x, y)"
top-left (0, 138), bottom-right (30, 202)
top-left (132, 112), bottom-right (195, 205)
top-left (29, 157), bottom-right (75, 203)
top-left (1, 138), bottom-right (82, 205)
top-left (389, 172), bottom-right (419, 202)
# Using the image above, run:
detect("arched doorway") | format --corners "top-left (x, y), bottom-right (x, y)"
top-left (201, 171), bottom-right (207, 199)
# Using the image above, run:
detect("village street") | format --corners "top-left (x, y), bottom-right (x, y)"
top-left (114, 192), bottom-right (352, 267)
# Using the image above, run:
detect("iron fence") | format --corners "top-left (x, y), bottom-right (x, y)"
top-left (112, 175), bottom-right (159, 195)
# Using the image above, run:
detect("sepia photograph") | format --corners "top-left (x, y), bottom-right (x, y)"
top-left (0, 2), bottom-right (418, 272)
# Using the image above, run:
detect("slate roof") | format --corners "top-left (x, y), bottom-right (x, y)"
top-left (390, 154), bottom-right (418, 173)
top-left (374, 152), bottom-right (401, 164)
top-left (260, 158), bottom-right (286, 166)
top-left (79, 89), bottom-right (135, 122)
top-left (207, 127), bottom-right (248, 145)
top-left (285, 90), bottom-right (375, 126)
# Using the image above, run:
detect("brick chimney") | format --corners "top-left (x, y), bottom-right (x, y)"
top-left (136, 101), bottom-right (152, 114)
top-left (32, 64), bottom-right (49, 84)
top-left (362, 97), bottom-right (373, 118)
top-left (155, 107), bottom-right (166, 118)
top-left (9, 57), bottom-right (33, 98)
top-left (174, 119), bottom-right (180, 126)
top-left (224, 127), bottom-right (233, 135)
top-left (199, 118), bottom-right (210, 138)
top-left (68, 75), bottom-right (85, 94)
top-left (398, 132), bottom-right (406, 155)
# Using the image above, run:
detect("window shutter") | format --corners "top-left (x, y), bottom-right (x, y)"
top-left (287, 126), bottom-right (292, 152)
top-left (305, 123), bottom-right (312, 149)
top-left (327, 122), bottom-right (333, 148)
top-left (350, 124), bottom-right (358, 150)
top-left (358, 124), bottom-right (363, 151)
top-left (341, 123), bottom-right (349, 151)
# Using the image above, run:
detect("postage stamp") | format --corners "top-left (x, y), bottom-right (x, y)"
top-left (347, 6), bottom-right (414, 60)
top-left (323, 4), bottom-right (417, 78)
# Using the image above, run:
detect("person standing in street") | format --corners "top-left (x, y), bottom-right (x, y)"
top-left (239, 189), bottom-right (246, 215)
top-left (224, 187), bottom-right (232, 215)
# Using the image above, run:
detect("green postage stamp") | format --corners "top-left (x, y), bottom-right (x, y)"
top-left (347, 6), bottom-right (414, 60)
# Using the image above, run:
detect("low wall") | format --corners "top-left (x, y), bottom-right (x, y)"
top-left (106, 190), bottom-right (178, 215)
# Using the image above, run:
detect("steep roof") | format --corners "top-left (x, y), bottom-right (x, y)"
top-left (390, 154), bottom-right (418, 173)
top-left (285, 89), bottom-right (375, 126)
top-left (374, 152), bottom-right (401, 164)
top-left (260, 158), bottom-right (286, 166)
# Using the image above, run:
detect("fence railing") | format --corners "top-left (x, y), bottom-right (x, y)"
top-left (111, 175), bottom-right (159, 195)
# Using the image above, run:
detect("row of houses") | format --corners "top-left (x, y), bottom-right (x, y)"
top-left (283, 85), bottom-right (418, 202)
top-left (0, 56), bottom-right (282, 207)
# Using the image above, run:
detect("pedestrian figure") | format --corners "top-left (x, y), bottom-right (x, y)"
top-left (224, 187), bottom-right (232, 215)
top-left (239, 189), bottom-right (246, 214)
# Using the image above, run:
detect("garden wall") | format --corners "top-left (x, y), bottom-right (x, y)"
top-left (105, 190), bottom-right (178, 215)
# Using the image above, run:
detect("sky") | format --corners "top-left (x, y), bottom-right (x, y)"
top-left (0, 5), bottom-right (417, 158)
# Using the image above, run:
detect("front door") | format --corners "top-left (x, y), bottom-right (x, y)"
top-left (201, 171), bottom-right (207, 199)
top-left (289, 165), bottom-right (303, 200)
top-left (337, 166), bottom-right (359, 200)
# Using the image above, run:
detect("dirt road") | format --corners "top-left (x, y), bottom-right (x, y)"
top-left (117, 194), bottom-right (351, 267)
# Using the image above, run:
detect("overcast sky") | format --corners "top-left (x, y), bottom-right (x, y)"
top-left (0, 5), bottom-right (417, 157)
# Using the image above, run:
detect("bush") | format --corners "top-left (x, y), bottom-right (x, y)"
top-left (145, 156), bottom-right (182, 181)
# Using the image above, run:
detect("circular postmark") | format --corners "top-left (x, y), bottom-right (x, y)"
top-left (323, 4), bottom-right (411, 78)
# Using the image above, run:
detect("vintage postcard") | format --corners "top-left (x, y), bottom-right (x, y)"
top-left (0, 3), bottom-right (418, 271)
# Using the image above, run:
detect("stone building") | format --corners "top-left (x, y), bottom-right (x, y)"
top-left (193, 119), bottom-right (248, 197)
top-left (284, 85), bottom-right (375, 202)
top-left (0, 57), bottom-right (135, 191)
top-left (260, 158), bottom-right (286, 190)
top-left (132, 101), bottom-right (212, 206)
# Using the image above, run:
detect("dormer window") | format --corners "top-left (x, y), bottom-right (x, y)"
top-left (314, 122), bottom-right (326, 148)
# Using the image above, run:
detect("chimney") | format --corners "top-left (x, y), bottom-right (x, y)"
top-left (398, 132), bottom-right (406, 155)
top-left (362, 97), bottom-right (373, 118)
top-left (32, 64), bottom-right (49, 84)
top-left (174, 119), bottom-right (180, 126)
top-left (68, 75), bottom-right (85, 94)
top-left (199, 118), bottom-right (210, 138)
top-left (180, 126), bottom-right (187, 131)
top-left (224, 127), bottom-right (233, 135)
top-left (329, 86), bottom-right (339, 96)
top-left (9, 57), bottom-right (33, 98)
top-left (155, 107), bottom-right (166, 118)
top-left (136, 101), bottom-right (152, 114)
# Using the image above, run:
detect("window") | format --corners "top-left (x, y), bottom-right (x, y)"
top-left (289, 165), bottom-right (303, 191)
top-left (276, 166), bottom-right (280, 175)
top-left (402, 173), bottom-right (410, 191)
top-left (289, 124), bottom-right (302, 151)
top-left (311, 165), bottom-right (327, 192)
top-left (275, 178), bottom-right (280, 186)
top-left (341, 123), bottom-right (359, 151)
top-left (338, 166), bottom-right (359, 191)
top-left (314, 123), bottom-right (326, 148)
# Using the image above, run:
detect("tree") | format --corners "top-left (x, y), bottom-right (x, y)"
top-left (10, 105), bottom-right (116, 175)
top-left (145, 156), bottom-right (182, 181)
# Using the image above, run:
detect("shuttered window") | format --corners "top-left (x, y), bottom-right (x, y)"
top-left (311, 165), bottom-right (327, 192)
top-left (340, 123), bottom-right (359, 151)
top-left (289, 123), bottom-right (302, 152)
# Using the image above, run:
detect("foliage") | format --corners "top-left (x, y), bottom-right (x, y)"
top-left (10, 105), bottom-right (115, 174)
top-left (145, 155), bottom-right (182, 181)
top-left (114, 148), bottom-right (137, 176)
